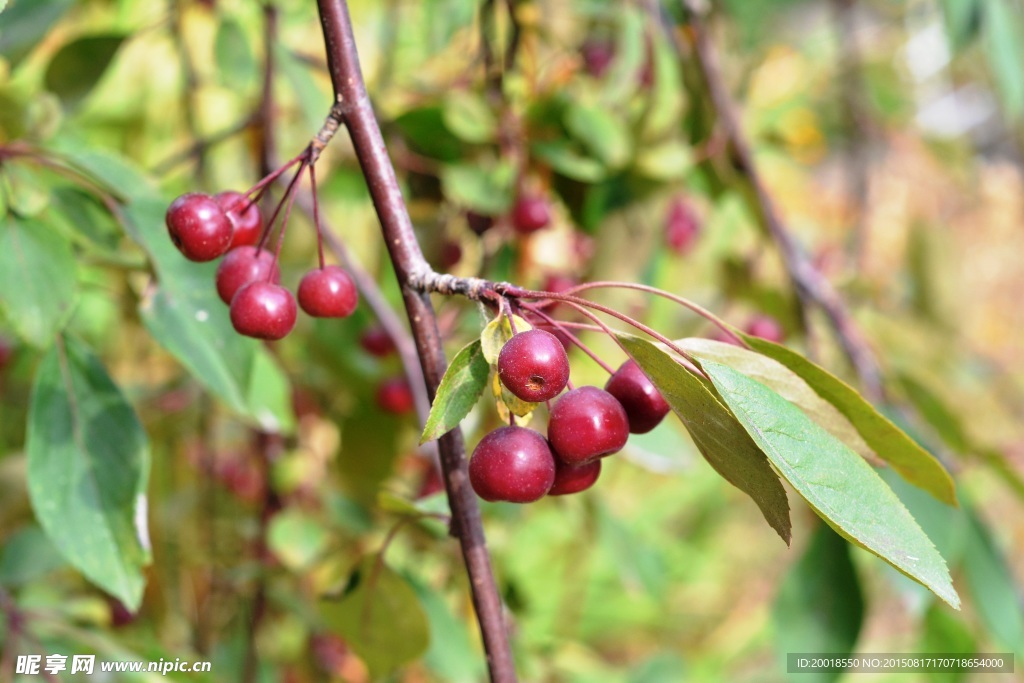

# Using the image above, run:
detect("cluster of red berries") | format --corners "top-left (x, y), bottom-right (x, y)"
top-left (469, 328), bottom-right (670, 503)
top-left (165, 191), bottom-right (358, 340)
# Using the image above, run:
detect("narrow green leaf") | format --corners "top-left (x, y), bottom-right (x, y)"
top-left (701, 359), bottom-right (959, 608)
top-left (773, 524), bottom-right (864, 683)
top-left (123, 198), bottom-right (294, 433)
top-left (983, 0), bottom-right (1024, 117)
top-left (26, 335), bottom-right (150, 610)
top-left (44, 35), bottom-right (124, 108)
top-left (0, 213), bottom-right (77, 347)
top-left (940, 0), bottom-right (981, 49)
top-left (680, 338), bottom-right (874, 461)
top-left (320, 555), bottom-right (430, 677)
top-left (420, 339), bottom-right (489, 444)
top-left (442, 90), bottom-right (497, 143)
top-left (618, 335), bottom-right (791, 543)
top-left (962, 507), bottom-right (1024, 659)
top-left (564, 102), bottom-right (632, 169)
top-left (742, 333), bottom-right (957, 506)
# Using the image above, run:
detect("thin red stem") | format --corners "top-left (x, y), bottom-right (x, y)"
top-left (522, 304), bottom-right (614, 373)
top-left (310, 162), bottom-right (326, 269)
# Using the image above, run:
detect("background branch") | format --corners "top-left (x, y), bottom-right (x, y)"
top-left (680, 0), bottom-right (885, 401)
top-left (314, 2), bottom-right (517, 681)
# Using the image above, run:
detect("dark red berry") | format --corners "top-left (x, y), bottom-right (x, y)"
top-left (469, 426), bottom-right (556, 503)
top-left (745, 314), bottom-right (785, 343)
top-left (466, 211), bottom-right (495, 235)
top-left (166, 192), bottom-right (233, 262)
top-left (604, 360), bottom-right (670, 434)
top-left (297, 266), bottom-right (358, 318)
top-left (665, 197), bottom-right (700, 255)
top-left (376, 377), bottom-right (415, 414)
top-left (215, 246), bottom-right (280, 305)
top-left (360, 326), bottom-right (396, 357)
top-left (548, 386), bottom-right (629, 465)
top-left (511, 193), bottom-right (551, 234)
top-left (230, 282), bottom-right (297, 340)
top-left (438, 240), bottom-right (463, 270)
top-left (581, 39), bottom-right (615, 78)
top-left (498, 329), bottom-right (571, 403)
top-left (215, 191), bottom-right (263, 249)
top-left (548, 458), bottom-right (601, 496)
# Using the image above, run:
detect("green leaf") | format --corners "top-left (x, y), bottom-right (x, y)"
top-left (275, 44), bottom-right (330, 133)
top-left (0, 525), bottom-right (66, 587)
top-left (0, 213), bottom-right (77, 347)
top-left (0, 0), bottom-right (75, 67)
top-left (440, 161), bottom-right (515, 215)
top-left (44, 35), bottom-right (125, 109)
top-left (123, 198), bottom-right (294, 433)
top-left (51, 142), bottom-right (158, 203)
top-left (214, 17), bottom-right (256, 89)
top-left (408, 576), bottom-right (486, 683)
top-left (420, 339), bottom-right (489, 444)
top-left (680, 338), bottom-right (874, 461)
top-left (267, 510), bottom-right (330, 571)
top-left (983, 0), bottom-right (1024, 117)
top-left (962, 507), bottom-right (1024, 659)
top-left (940, 0), bottom-right (981, 49)
top-left (742, 333), bottom-right (957, 506)
top-left (773, 524), bottom-right (864, 683)
top-left (700, 359), bottom-right (959, 608)
top-left (634, 141), bottom-right (693, 181)
top-left (320, 555), bottom-right (430, 677)
top-left (617, 335), bottom-right (791, 543)
top-left (564, 102), bottom-right (632, 169)
top-left (442, 90), bottom-right (497, 143)
top-left (532, 140), bottom-right (608, 182)
top-left (5, 163), bottom-right (50, 216)
top-left (26, 335), bottom-right (150, 610)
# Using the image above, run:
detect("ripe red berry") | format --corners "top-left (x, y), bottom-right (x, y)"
top-left (665, 197), bottom-right (700, 255)
top-left (215, 246), bottom-right (280, 305)
top-left (745, 314), bottom-right (785, 343)
top-left (360, 326), bottom-right (396, 357)
top-left (469, 426), bottom-right (556, 503)
top-left (229, 282), bottom-right (297, 340)
top-left (215, 191), bottom-right (263, 249)
top-left (376, 377), bottom-right (415, 414)
top-left (604, 360), bottom-right (670, 434)
top-left (498, 329), bottom-right (571, 403)
top-left (548, 386), bottom-right (629, 465)
top-left (511, 193), bottom-right (551, 234)
top-left (166, 192), bottom-right (233, 262)
top-left (548, 458), bottom-right (601, 496)
top-left (297, 266), bottom-right (359, 318)
top-left (581, 39), bottom-right (614, 78)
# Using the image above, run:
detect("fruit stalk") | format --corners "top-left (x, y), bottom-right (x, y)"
top-left (314, 1), bottom-right (518, 681)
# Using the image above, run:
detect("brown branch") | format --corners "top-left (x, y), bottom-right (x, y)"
top-left (680, 0), bottom-right (885, 401)
top-left (314, 2), bottom-right (517, 681)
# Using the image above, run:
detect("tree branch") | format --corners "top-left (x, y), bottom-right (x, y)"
top-left (313, 2), bottom-right (517, 681)
top-left (680, 0), bottom-right (885, 401)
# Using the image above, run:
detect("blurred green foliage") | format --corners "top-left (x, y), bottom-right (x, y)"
top-left (1, 0), bottom-right (1023, 681)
